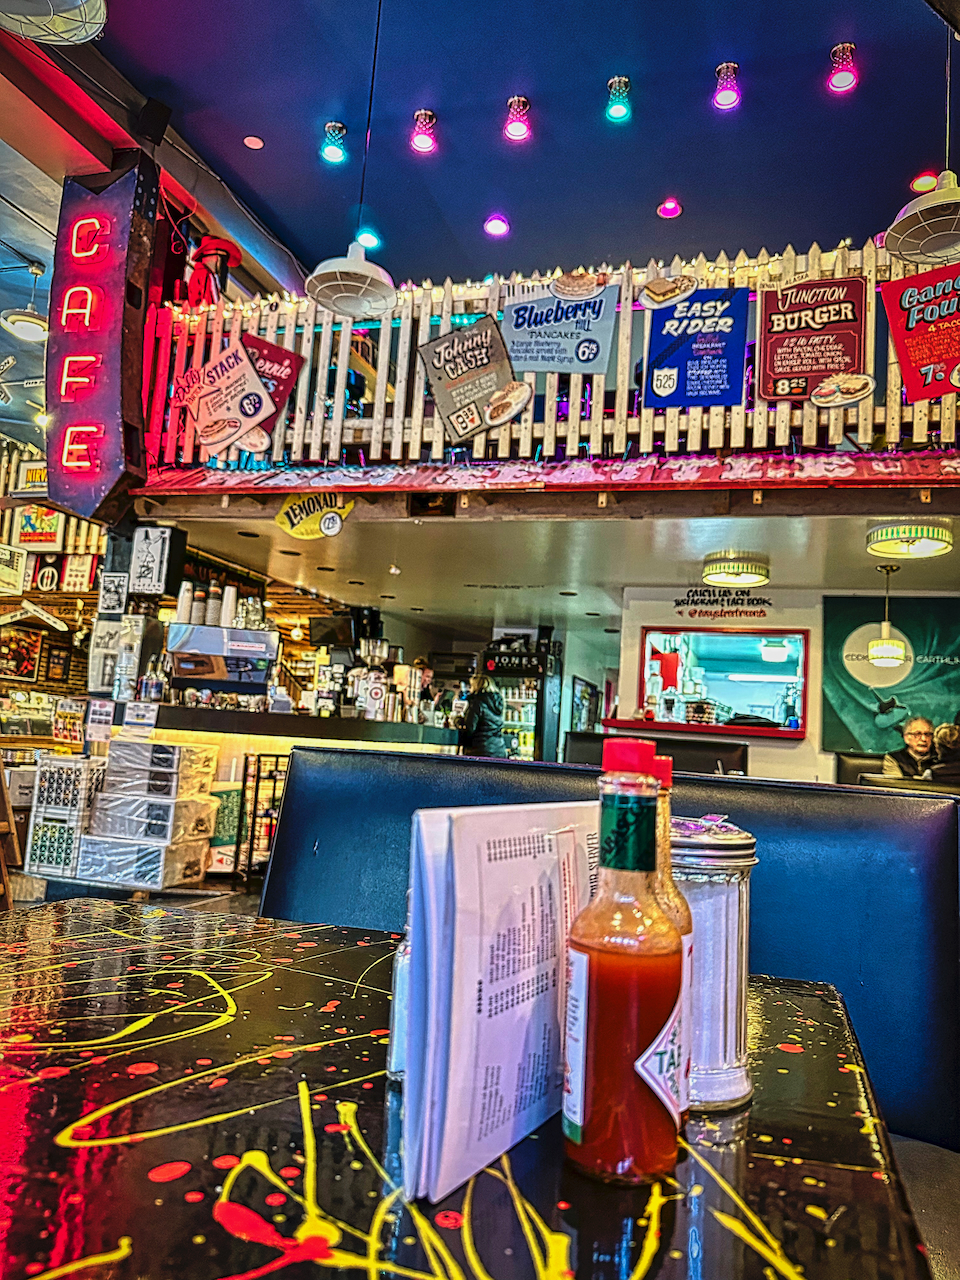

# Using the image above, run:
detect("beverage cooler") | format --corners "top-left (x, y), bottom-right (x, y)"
top-left (480, 640), bottom-right (563, 762)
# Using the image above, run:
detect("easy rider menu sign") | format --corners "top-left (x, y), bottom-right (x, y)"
top-left (643, 287), bottom-right (750, 408)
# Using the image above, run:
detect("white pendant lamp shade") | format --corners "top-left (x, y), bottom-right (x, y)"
top-left (0, 0), bottom-right (105, 43)
top-left (0, 302), bottom-right (48, 342)
top-left (868, 620), bottom-right (907, 668)
top-left (305, 241), bottom-right (396, 319)
top-left (885, 170), bottom-right (960, 265)
top-left (702, 551), bottom-right (770, 587)
top-left (866, 521), bottom-right (953, 559)
top-left (760, 639), bottom-right (788, 663)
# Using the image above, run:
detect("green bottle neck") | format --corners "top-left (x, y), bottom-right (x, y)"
top-left (598, 789), bottom-right (658, 873)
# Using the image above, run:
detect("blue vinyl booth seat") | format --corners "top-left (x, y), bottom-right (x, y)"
top-left (262, 747), bottom-right (960, 1153)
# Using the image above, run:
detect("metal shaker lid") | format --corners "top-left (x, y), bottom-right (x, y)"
top-left (670, 813), bottom-right (756, 851)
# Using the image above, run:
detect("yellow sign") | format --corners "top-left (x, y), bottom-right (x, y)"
top-left (274, 493), bottom-right (355, 540)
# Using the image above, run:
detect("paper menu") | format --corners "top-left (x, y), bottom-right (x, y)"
top-left (403, 799), bottom-right (598, 1203)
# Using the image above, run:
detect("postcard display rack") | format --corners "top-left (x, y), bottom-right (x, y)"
top-left (234, 753), bottom-right (288, 878)
top-left (24, 755), bottom-right (107, 880)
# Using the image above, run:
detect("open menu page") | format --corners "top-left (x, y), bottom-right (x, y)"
top-left (403, 800), bottom-right (598, 1203)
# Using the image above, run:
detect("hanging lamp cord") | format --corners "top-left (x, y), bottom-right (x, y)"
top-left (357, 0), bottom-right (385, 236)
top-left (947, 27), bottom-right (953, 172)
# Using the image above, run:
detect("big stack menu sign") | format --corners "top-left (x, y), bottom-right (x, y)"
top-left (758, 276), bottom-right (872, 406)
top-left (881, 262), bottom-right (960, 402)
top-left (46, 153), bottom-right (158, 522)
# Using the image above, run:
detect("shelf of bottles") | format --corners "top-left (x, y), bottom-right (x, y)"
top-left (501, 678), bottom-right (538, 761)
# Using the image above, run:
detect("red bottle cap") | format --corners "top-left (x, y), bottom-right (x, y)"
top-left (601, 737), bottom-right (656, 775)
top-left (648, 755), bottom-right (673, 788)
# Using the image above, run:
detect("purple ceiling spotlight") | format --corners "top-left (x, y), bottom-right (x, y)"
top-left (410, 108), bottom-right (437, 154)
top-left (483, 212), bottom-right (510, 237)
top-left (503, 95), bottom-right (531, 142)
top-left (713, 62), bottom-right (741, 111)
top-left (657, 196), bottom-right (682, 219)
top-left (827, 42), bottom-right (857, 94)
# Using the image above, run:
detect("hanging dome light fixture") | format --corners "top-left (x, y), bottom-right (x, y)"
top-left (702, 551), bottom-right (769, 586)
top-left (0, 261), bottom-right (48, 343)
top-left (0, 0), bottom-right (105, 43)
top-left (866, 520), bottom-right (953, 559)
top-left (868, 564), bottom-right (907, 668)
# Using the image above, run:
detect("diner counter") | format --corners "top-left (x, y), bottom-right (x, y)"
top-left (0, 900), bottom-right (929, 1280)
top-left (148, 704), bottom-right (458, 747)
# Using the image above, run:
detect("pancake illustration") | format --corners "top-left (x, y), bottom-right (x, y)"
top-left (810, 372), bottom-right (876, 407)
top-left (551, 271), bottom-right (609, 300)
top-left (642, 274), bottom-right (697, 309)
top-left (483, 380), bottom-right (532, 427)
top-left (235, 425), bottom-right (271, 453)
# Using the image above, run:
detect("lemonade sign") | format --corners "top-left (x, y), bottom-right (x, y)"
top-left (275, 493), bottom-right (355, 540)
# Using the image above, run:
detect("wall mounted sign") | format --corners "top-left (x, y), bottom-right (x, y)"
top-left (242, 334), bottom-right (305, 436)
top-left (0, 545), bottom-right (28, 596)
top-left (172, 338), bottom-right (276, 455)
top-left (643, 287), bottom-right (750, 408)
top-left (0, 627), bottom-right (43, 682)
top-left (418, 315), bottom-right (529, 444)
top-left (275, 492), bottom-right (355, 539)
top-left (758, 277), bottom-right (868, 402)
top-left (880, 262), bottom-right (960, 402)
top-left (45, 153), bottom-right (157, 522)
top-left (12, 506), bottom-right (64, 552)
top-left (98, 572), bottom-right (129, 615)
top-left (130, 526), bottom-right (172, 595)
top-left (45, 646), bottom-right (71, 683)
top-left (501, 275), bottom-right (619, 373)
top-left (12, 461), bottom-right (48, 497)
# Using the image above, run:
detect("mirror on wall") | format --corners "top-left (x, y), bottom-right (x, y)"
top-left (638, 627), bottom-right (808, 739)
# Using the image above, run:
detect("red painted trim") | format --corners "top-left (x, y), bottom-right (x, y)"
top-left (602, 718), bottom-right (807, 741)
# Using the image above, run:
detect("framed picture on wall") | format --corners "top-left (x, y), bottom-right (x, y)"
top-left (12, 506), bottom-right (65, 553)
top-left (45, 646), bottom-right (71, 683)
top-left (0, 626), bottom-right (44, 682)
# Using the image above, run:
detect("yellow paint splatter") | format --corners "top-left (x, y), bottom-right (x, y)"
top-left (192, 1236), bottom-right (206, 1245)
top-left (758, 1135), bottom-right (773, 1143)
top-left (21, 1236), bottom-right (132, 1280)
top-left (805, 1205), bottom-right (828, 1221)
top-left (802, 1177), bottom-right (817, 1186)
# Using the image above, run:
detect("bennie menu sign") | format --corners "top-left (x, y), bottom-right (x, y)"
top-left (881, 262), bottom-right (960, 402)
top-left (758, 277), bottom-right (868, 403)
top-left (418, 315), bottom-right (531, 444)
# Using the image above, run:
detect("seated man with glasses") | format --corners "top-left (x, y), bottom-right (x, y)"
top-left (882, 716), bottom-right (936, 778)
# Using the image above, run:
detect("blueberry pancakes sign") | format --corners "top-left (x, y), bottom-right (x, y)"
top-left (418, 315), bottom-right (531, 443)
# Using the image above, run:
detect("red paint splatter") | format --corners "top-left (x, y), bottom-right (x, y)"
top-left (25, 1264), bottom-right (43, 1275)
top-left (837, 1053), bottom-right (847, 1059)
top-left (37, 1066), bottom-right (70, 1079)
top-left (335, 1028), bottom-right (348, 1034)
top-left (184, 1191), bottom-right (204, 1203)
top-left (434, 1211), bottom-right (463, 1229)
top-left (324, 1123), bottom-right (349, 1133)
top-left (148, 1161), bottom-right (192, 1183)
top-left (66, 1194), bottom-right (83, 1205)
top-left (781, 1138), bottom-right (793, 1145)
top-left (213, 1154), bottom-right (241, 1170)
top-left (313, 1094), bottom-right (327, 1102)
top-left (272, 1051), bottom-right (293, 1060)
top-left (214, 1201), bottom-right (289, 1248)
top-left (127, 1062), bottom-right (160, 1075)
top-left (274, 1036), bottom-right (296, 1042)
top-left (79, 1051), bottom-right (94, 1058)
top-left (776, 1044), bottom-right (804, 1054)
top-left (370, 1029), bottom-right (390, 1037)
top-left (196, 1058), bottom-right (212, 1065)
top-left (279, 1167), bottom-right (300, 1179)
top-left (283, 933), bottom-right (301, 939)
top-left (264, 1193), bottom-right (286, 1207)
top-left (297, 942), bottom-right (318, 947)
top-left (166, 982), bottom-right (184, 989)
top-left (257, 1058), bottom-right (272, 1066)
top-left (274, 959), bottom-right (293, 964)
top-left (356, 941), bottom-right (370, 947)
top-left (89, 1056), bottom-right (107, 1065)
top-left (361, 1083), bottom-right (373, 1090)
top-left (209, 1077), bottom-right (229, 1088)
top-left (319, 1001), bottom-right (340, 1013)
top-left (325, 1066), bottom-right (337, 1072)
top-left (161, 955), bottom-right (175, 961)
top-left (872, 1171), bottom-right (884, 1180)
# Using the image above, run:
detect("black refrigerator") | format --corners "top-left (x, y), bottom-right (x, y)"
top-left (480, 641), bottom-right (563, 762)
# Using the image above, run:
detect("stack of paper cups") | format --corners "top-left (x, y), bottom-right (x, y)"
top-left (175, 580), bottom-right (193, 623)
top-left (221, 584), bottom-right (238, 629)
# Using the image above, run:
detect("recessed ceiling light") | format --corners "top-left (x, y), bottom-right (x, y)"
top-left (278, 550), bottom-right (301, 557)
top-left (243, 135), bottom-right (265, 150)
top-left (380, 594), bottom-right (396, 600)
top-left (316, 566), bottom-right (336, 572)
top-left (483, 212), bottom-right (510, 237)
top-left (604, 628), bottom-right (620, 634)
top-left (237, 531), bottom-right (259, 538)
top-left (411, 607), bottom-right (424, 612)
top-left (585, 612), bottom-right (601, 617)
top-left (559, 591), bottom-right (577, 596)
top-left (348, 580), bottom-right (364, 585)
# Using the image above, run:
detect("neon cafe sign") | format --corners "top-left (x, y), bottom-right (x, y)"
top-left (46, 155), bottom-right (157, 521)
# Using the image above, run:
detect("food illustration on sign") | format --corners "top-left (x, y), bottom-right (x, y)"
top-left (809, 372), bottom-right (877, 407)
top-left (550, 271), bottom-right (609, 300)
top-left (197, 419), bottom-right (270, 456)
top-left (483, 380), bottom-right (532, 427)
top-left (643, 275), bottom-right (698, 309)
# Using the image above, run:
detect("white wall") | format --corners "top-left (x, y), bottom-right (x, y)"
top-left (618, 587), bottom-right (833, 781)
top-left (559, 628), bottom-right (619, 755)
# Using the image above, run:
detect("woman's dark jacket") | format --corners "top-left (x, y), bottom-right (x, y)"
top-left (460, 690), bottom-right (507, 757)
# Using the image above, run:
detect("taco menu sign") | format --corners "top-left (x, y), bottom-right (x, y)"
top-left (881, 262), bottom-right (960, 403)
top-left (758, 277), bottom-right (868, 402)
top-left (418, 315), bottom-right (530, 444)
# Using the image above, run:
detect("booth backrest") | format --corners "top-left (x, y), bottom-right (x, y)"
top-left (835, 751), bottom-right (886, 785)
top-left (263, 748), bottom-right (960, 1149)
top-left (564, 731), bottom-right (749, 774)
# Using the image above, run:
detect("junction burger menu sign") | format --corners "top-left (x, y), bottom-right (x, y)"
top-left (758, 277), bottom-right (867, 401)
top-left (881, 262), bottom-right (960, 402)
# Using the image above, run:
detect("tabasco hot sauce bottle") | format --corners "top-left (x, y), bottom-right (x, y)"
top-left (562, 739), bottom-right (683, 1182)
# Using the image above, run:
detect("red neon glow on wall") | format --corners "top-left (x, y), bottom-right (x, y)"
top-left (59, 285), bottom-right (103, 332)
top-left (59, 354), bottom-right (101, 401)
top-left (69, 216), bottom-right (110, 261)
top-left (61, 424), bottom-right (104, 471)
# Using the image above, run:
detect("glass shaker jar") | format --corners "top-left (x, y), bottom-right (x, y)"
top-left (670, 814), bottom-right (758, 1111)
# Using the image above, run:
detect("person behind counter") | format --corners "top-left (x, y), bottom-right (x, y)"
top-left (924, 723), bottom-right (960, 783)
top-left (882, 716), bottom-right (935, 778)
top-left (458, 674), bottom-right (507, 758)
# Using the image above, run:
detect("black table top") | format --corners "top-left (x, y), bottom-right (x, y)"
top-left (0, 901), bottom-right (929, 1280)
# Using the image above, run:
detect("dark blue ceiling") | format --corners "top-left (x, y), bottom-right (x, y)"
top-left (99, 0), bottom-right (951, 284)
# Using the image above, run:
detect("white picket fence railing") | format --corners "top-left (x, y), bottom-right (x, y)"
top-left (142, 238), bottom-right (958, 471)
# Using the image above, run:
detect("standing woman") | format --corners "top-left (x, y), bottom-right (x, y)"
top-left (459, 674), bottom-right (507, 758)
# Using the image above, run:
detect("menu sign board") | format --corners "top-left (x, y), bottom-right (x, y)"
top-left (418, 315), bottom-right (530, 444)
top-left (880, 263), bottom-right (960, 402)
top-left (172, 338), bottom-right (276, 455)
top-left (758, 277), bottom-right (867, 401)
top-left (501, 276), bottom-right (619, 373)
top-left (241, 334), bottom-right (305, 435)
top-left (643, 287), bottom-right (749, 408)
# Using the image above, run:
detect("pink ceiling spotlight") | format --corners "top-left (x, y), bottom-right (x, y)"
top-left (410, 109), bottom-right (437, 154)
top-left (503, 95), bottom-right (532, 142)
top-left (712, 62), bottom-right (741, 111)
top-left (483, 212), bottom-right (510, 237)
top-left (657, 196), bottom-right (682, 219)
top-left (827, 42), bottom-right (858, 94)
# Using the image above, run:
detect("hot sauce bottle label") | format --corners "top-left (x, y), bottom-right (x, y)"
top-left (599, 793), bottom-right (657, 872)
top-left (561, 947), bottom-right (589, 1144)
top-left (634, 990), bottom-right (683, 1127)
top-left (680, 939), bottom-right (693, 1112)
